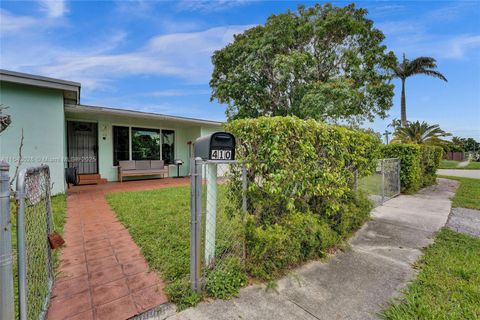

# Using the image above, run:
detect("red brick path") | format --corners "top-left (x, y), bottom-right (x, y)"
top-left (47, 178), bottom-right (189, 320)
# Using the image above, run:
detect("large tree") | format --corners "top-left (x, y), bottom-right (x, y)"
top-left (210, 3), bottom-right (396, 123)
top-left (391, 54), bottom-right (447, 127)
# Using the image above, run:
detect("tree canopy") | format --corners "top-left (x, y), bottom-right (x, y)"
top-left (391, 54), bottom-right (447, 126)
top-left (210, 3), bottom-right (396, 123)
top-left (392, 121), bottom-right (451, 146)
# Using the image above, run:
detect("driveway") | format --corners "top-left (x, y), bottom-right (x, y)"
top-left (155, 178), bottom-right (458, 320)
top-left (437, 169), bottom-right (480, 179)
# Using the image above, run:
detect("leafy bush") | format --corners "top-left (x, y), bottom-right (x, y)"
top-left (205, 257), bottom-right (248, 299)
top-left (420, 145), bottom-right (443, 187)
top-left (226, 116), bottom-right (380, 280)
top-left (163, 278), bottom-right (201, 310)
top-left (382, 144), bottom-right (422, 193)
top-left (381, 143), bottom-right (443, 193)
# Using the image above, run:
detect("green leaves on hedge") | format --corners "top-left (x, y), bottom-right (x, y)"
top-left (381, 143), bottom-right (443, 193)
top-left (226, 116), bottom-right (379, 279)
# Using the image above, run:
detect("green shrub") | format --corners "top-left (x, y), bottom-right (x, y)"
top-left (381, 144), bottom-right (422, 193)
top-left (246, 220), bottom-right (301, 279)
top-left (205, 257), bottom-right (248, 299)
top-left (330, 191), bottom-right (373, 237)
top-left (420, 145), bottom-right (443, 187)
top-left (226, 116), bottom-right (380, 224)
top-left (381, 144), bottom-right (443, 193)
top-left (164, 278), bottom-right (201, 310)
top-left (226, 116), bottom-right (380, 280)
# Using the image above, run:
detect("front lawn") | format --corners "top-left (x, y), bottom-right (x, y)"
top-left (464, 161), bottom-right (480, 169)
top-left (381, 228), bottom-right (480, 319)
top-left (106, 185), bottom-right (242, 309)
top-left (439, 159), bottom-right (461, 169)
top-left (439, 160), bottom-right (480, 170)
top-left (438, 175), bottom-right (480, 210)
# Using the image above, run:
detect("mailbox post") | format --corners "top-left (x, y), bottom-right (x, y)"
top-left (190, 132), bottom-right (235, 291)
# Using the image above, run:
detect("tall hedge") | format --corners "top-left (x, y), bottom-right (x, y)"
top-left (381, 144), bottom-right (443, 193)
top-left (225, 116), bottom-right (380, 278)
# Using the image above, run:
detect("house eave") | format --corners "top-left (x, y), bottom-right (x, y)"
top-left (65, 104), bottom-right (224, 127)
top-left (0, 69), bottom-right (81, 103)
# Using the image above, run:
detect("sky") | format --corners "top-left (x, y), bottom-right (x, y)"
top-left (1, 0), bottom-right (479, 140)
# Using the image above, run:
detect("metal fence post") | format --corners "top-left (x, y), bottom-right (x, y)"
top-left (205, 163), bottom-right (217, 266)
top-left (194, 158), bottom-right (203, 292)
top-left (381, 159), bottom-right (385, 204)
top-left (397, 159), bottom-right (401, 195)
top-left (16, 169), bottom-right (28, 320)
top-left (0, 161), bottom-right (14, 320)
top-left (242, 165), bottom-right (247, 213)
top-left (189, 158), bottom-right (198, 292)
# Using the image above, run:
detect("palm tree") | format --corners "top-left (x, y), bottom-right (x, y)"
top-left (392, 121), bottom-right (451, 145)
top-left (392, 54), bottom-right (447, 126)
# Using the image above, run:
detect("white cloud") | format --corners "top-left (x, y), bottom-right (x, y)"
top-left (0, 9), bottom-right (37, 32)
top-left (34, 25), bottom-right (252, 89)
top-left (38, 0), bottom-right (67, 18)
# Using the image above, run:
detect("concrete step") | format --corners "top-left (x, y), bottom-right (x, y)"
top-left (77, 174), bottom-right (106, 185)
top-left (79, 174), bottom-right (101, 180)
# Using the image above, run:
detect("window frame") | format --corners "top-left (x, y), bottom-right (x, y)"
top-left (112, 125), bottom-right (130, 166)
top-left (161, 129), bottom-right (176, 165)
top-left (111, 124), bottom-right (176, 166)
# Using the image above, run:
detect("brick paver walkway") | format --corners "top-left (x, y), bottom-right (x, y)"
top-left (47, 178), bottom-right (189, 320)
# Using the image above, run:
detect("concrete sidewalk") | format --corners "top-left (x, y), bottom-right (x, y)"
top-left (160, 178), bottom-right (458, 320)
top-left (437, 169), bottom-right (480, 179)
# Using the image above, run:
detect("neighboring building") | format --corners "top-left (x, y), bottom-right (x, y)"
top-left (0, 69), bottom-right (223, 194)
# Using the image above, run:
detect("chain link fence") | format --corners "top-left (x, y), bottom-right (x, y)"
top-left (190, 159), bottom-right (246, 293)
top-left (15, 165), bottom-right (53, 320)
top-left (357, 158), bottom-right (401, 206)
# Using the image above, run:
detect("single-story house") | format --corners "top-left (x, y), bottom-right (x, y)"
top-left (0, 69), bottom-right (223, 194)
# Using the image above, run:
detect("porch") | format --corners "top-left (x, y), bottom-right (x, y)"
top-left (48, 178), bottom-right (189, 320)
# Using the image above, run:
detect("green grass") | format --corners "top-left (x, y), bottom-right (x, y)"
top-left (464, 161), bottom-right (480, 169)
top-left (358, 174), bottom-right (381, 195)
top-left (438, 175), bottom-right (480, 210)
top-left (439, 160), bottom-right (461, 169)
top-left (106, 185), bottom-right (242, 309)
top-left (11, 194), bottom-right (67, 319)
top-left (381, 228), bottom-right (480, 320)
top-left (439, 160), bottom-right (480, 170)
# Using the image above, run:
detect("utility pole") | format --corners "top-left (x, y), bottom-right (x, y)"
top-left (383, 130), bottom-right (392, 144)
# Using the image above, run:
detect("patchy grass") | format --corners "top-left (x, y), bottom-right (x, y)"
top-left (439, 159), bottom-right (461, 169)
top-left (381, 228), bottom-right (480, 320)
top-left (11, 194), bottom-right (67, 319)
top-left (464, 161), bottom-right (480, 169)
top-left (106, 185), bottom-right (243, 309)
top-left (439, 160), bottom-right (480, 170)
top-left (358, 174), bottom-right (381, 195)
top-left (438, 175), bottom-right (480, 210)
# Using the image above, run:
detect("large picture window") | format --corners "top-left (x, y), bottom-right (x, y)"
top-left (132, 127), bottom-right (160, 160)
top-left (162, 129), bottom-right (175, 165)
top-left (113, 126), bottom-right (129, 166)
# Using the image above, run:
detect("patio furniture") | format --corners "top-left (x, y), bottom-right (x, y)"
top-left (118, 160), bottom-right (168, 182)
top-left (173, 159), bottom-right (184, 178)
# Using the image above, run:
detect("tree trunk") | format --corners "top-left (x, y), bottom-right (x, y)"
top-left (400, 78), bottom-right (407, 127)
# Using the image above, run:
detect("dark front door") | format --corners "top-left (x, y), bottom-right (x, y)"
top-left (67, 121), bottom-right (98, 174)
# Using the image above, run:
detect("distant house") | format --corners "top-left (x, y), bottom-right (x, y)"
top-left (0, 69), bottom-right (222, 194)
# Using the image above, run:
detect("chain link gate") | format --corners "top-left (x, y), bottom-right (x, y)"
top-left (190, 158), bottom-right (247, 293)
top-left (358, 158), bottom-right (401, 206)
top-left (16, 165), bottom-right (54, 320)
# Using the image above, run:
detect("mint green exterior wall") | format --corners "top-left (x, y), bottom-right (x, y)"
top-left (0, 82), bottom-right (66, 194)
top-left (65, 111), bottom-right (222, 181)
